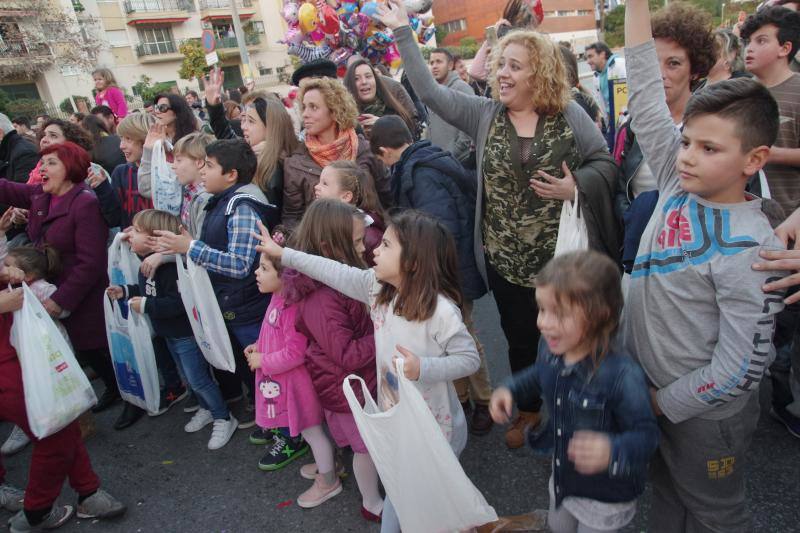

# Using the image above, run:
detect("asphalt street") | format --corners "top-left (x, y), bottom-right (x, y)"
top-left (1, 294), bottom-right (799, 532)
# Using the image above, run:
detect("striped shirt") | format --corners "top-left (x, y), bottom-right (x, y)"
top-left (764, 73), bottom-right (800, 217)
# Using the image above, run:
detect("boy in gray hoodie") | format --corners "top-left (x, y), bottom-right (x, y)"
top-left (623, 0), bottom-right (786, 531)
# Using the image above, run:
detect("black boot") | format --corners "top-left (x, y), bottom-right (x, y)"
top-left (113, 402), bottom-right (144, 430)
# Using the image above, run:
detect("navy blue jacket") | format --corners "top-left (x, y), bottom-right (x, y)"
top-left (506, 338), bottom-right (659, 506)
top-left (391, 141), bottom-right (486, 301)
top-left (201, 183), bottom-right (278, 326)
top-left (126, 261), bottom-right (193, 339)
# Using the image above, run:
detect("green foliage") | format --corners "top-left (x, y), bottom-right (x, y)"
top-left (435, 25), bottom-right (448, 45)
top-left (179, 39), bottom-right (209, 81)
top-left (0, 90), bottom-right (10, 116)
top-left (4, 99), bottom-right (46, 119)
top-left (58, 95), bottom-right (91, 113)
top-left (421, 37), bottom-right (480, 62)
top-left (131, 75), bottom-right (177, 103)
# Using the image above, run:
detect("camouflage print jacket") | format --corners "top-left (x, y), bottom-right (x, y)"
top-left (396, 25), bottom-right (620, 288)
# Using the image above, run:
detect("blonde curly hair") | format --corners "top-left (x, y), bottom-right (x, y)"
top-left (298, 77), bottom-right (359, 133)
top-left (488, 30), bottom-right (571, 116)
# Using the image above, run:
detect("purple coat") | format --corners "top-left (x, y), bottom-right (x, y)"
top-left (0, 180), bottom-right (109, 351)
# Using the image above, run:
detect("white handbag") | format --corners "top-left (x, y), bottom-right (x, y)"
top-left (554, 188), bottom-right (589, 256)
top-left (175, 256), bottom-right (236, 372)
top-left (11, 283), bottom-right (96, 438)
top-left (343, 361), bottom-right (498, 533)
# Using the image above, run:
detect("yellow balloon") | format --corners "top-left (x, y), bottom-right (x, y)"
top-left (298, 2), bottom-right (318, 34)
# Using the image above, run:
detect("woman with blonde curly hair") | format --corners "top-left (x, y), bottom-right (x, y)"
top-left (378, 0), bottom-right (618, 452)
top-left (281, 76), bottom-right (389, 227)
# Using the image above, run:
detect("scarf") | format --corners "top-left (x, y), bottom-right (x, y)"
top-left (305, 128), bottom-right (359, 168)
top-left (361, 96), bottom-right (388, 119)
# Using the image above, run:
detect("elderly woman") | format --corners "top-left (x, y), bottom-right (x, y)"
top-left (379, 0), bottom-right (619, 451)
top-left (0, 142), bottom-right (119, 421)
top-left (282, 77), bottom-right (389, 227)
top-left (343, 58), bottom-right (420, 140)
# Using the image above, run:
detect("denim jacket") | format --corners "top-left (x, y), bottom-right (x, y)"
top-left (505, 339), bottom-right (659, 506)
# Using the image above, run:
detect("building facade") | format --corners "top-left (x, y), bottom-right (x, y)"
top-left (433, 0), bottom-right (598, 54)
top-left (0, 0), bottom-right (289, 112)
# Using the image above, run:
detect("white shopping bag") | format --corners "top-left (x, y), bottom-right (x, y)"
top-left (343, 361), bottom-right (497, 533)
top-left (175, 256), bottom-right (236, 372)
top-left (104, 296), bottom-right (161, 413)
top-left (107, 232), bottom-right (141, 317)
top-left (151, 139), bottom-right (182, 216)
top-left (11, 283), bottom-right (96, 438)
top-left (554, 189), bottom-right (589, 256)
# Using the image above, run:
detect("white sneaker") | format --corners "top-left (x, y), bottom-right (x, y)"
top-left (184, 409), bottom-right (213, 433)
top-left (208, 415), bottom-right (238, 450)
top-left (1, 426), bottom-right (30, 456)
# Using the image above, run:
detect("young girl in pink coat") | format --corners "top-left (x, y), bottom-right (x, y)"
top-left (245, 248), bottom-right (338, 509)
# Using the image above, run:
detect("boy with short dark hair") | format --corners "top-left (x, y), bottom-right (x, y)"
top-left (156, 139), bottom-right (279, 430)
top-left (624, 1), bottom-right (786, 531)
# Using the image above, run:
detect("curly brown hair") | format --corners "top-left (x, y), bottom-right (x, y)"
top-left (651, 2), bottom-right (716, 81)
top-left (298, 77), bottom-right (359, 133)
top-left (38, 118), bottom-right (93, 152)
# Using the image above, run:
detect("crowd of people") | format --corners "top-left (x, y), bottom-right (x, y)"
top-left (0, 0), bottom-right (799, 531)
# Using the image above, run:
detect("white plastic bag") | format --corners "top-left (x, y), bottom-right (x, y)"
top-left (554, 189), bottom-right (589, 256)
top-left (343, 361), bottom-right (497, 533)
top-left (108, 231), bottom-right (141, 286)
top-left (175, 256), bottom-right (236, 372)
top-left (104, 296), bottom-right (161, 413)
top-left (151, 139), bottom-right (182, 216)
top-left (759, 170), bottom-right (772, 200)
top-left (11, 283), bottom-right (96, 438)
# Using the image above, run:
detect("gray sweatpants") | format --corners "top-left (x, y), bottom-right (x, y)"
top-left (649, 394), bottom-right (759, 533)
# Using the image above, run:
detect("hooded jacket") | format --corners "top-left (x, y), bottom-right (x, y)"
top-left (391, 141), bottom-right (486, 301)
top-left (291, 270), bottom-right (376, 413)
top-left (425, 71), bottom-right (474, 164)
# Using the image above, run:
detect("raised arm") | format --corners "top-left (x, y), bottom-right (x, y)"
top-left (377, 0), bottom-right (493, 141)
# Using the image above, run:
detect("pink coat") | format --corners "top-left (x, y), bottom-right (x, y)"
top-left (255, 291), bottom-right (323, 436)
top-left (95, 86), bottom-right (128, 119)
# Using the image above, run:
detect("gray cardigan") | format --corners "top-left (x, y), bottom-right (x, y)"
top-left (395, 25), bottom-right (620, 284)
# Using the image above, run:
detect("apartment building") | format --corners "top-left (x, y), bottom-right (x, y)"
top-left (433, 0), bottom-right (598, 53)
top-left (0, 0), bottom-right (289, 110)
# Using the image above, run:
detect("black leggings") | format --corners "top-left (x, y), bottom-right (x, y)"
top-left (486, 261), bottom-right (542, 412)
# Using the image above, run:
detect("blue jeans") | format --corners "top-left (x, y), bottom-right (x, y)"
top-left (153, 336), bottom-right (183, 392)
top-left (165, 336), bottom-right (229, 420)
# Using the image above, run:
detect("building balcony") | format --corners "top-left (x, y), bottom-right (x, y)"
top-left (124, 0), bottom-right (193, 25)
top-left (199, 0), bottom-right (255, 22)
top-left (0, 39), bottom-right (52, 60)
top-left (214, 32), bottom-right (260, 54)
top-left (134, 40), bottom-right (182, 62)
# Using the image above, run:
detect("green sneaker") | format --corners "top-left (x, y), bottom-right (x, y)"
top-left (249, 427), bottom-right (280, 446)
top-left (258, 433), bottom-right (309, 471)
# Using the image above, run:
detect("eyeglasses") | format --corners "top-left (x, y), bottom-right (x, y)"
top-left (154, 103), bottom-right (172, 113)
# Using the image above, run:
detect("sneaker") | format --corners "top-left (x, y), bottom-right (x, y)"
top-left (149, 387), bottom-right (188, 417)
top-left (0, 484), bottom-right (24, 513)
top-left (299, 460), bottom-right (346, 481)
top-left (8, 505), bottom-right (73, 532)
top-left (75, 489), bottom-right (126, 519)
top-left (296, 474), bottom-right (343, 508)
top-left (184, 408), bottom-right (213, 433)
top-left (505, 410), bottom-right (541, 449)
top-left (208, 416), bottom-right (238, 450)
top-left (235, 402), bottom-right (256, 430)
top-left (1, 426), bottom-right (30, 456)
top-left (249, 428), bottom-right (275, 445)
top-left (182, 391), bottom-right (200, 413)
top-left (258, 434), bottom-right (309, 471)
top-left (770, 406), bottom-right (800, 439)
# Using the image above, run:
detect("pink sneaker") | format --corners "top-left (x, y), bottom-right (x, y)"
top-left (299, 461), bottom-right (346, 480)
top-left (297, 475), bottom-right (343, 508)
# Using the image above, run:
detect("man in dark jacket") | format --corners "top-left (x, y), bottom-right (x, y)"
top-left (370, 115), bottom-right (494, 435)
top-left (0, 113), bottom-right (38, 183)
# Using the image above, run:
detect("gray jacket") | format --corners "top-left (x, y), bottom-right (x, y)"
top-left (424, 71), bottom-right (474, 164)
top-left (395, 25), bottom-right (618, 286)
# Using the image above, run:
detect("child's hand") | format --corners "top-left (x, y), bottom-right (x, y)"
top-left (141, 253), bottom-right (164, 278)
top-left (10, 209), bottom-right (28, 226)
top-left (393, 345), bottom-right (420, 380)
top-left (43, 298), bottom-right (62, 318)
top-left (253, 220), bottom-right (284, 258)
top-left (154, 227), bottom-right (193, 255)
top-left (107, 286), bottom-right (124, 300)
top-left (649, 387), bottom-right (662, 416)
top-left (0, 208), bottom-right (15, 234)
top-left (567, 431), bottom-right (612, 475)
top-left (244, 347), bottom-right (262, 370)
top-left (87, 166), bottom-right (107, 188)
top-left (0, 287), bottom-right (23, 314)
top-left (489, 387), bottom-right (514, 424)
top-left (0, 266), bottom-right (25, 285)
top-left (128, 297), bottom-right (144, 314)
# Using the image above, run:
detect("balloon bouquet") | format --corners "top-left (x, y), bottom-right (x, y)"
top-left (282, 0), bottom-right (436, 75)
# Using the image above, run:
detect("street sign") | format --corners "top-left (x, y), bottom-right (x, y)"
top-left (205, 51), bottom-right (219, 66)
top-left (201, 29), bottom-right (216, 53)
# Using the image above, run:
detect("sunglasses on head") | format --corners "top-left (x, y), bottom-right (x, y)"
top-left (154, 103), bottom-right (172, 113)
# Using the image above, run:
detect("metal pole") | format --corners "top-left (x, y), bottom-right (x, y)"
top-left (721, 3), bottom-right (726, 27)
top-left (229, 0), bottom-right (252, 81)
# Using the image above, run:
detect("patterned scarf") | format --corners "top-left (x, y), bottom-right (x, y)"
top-left (361, 96), bottom-right (388, 118)
top-left (305, 128), bottom-right (359, 168)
